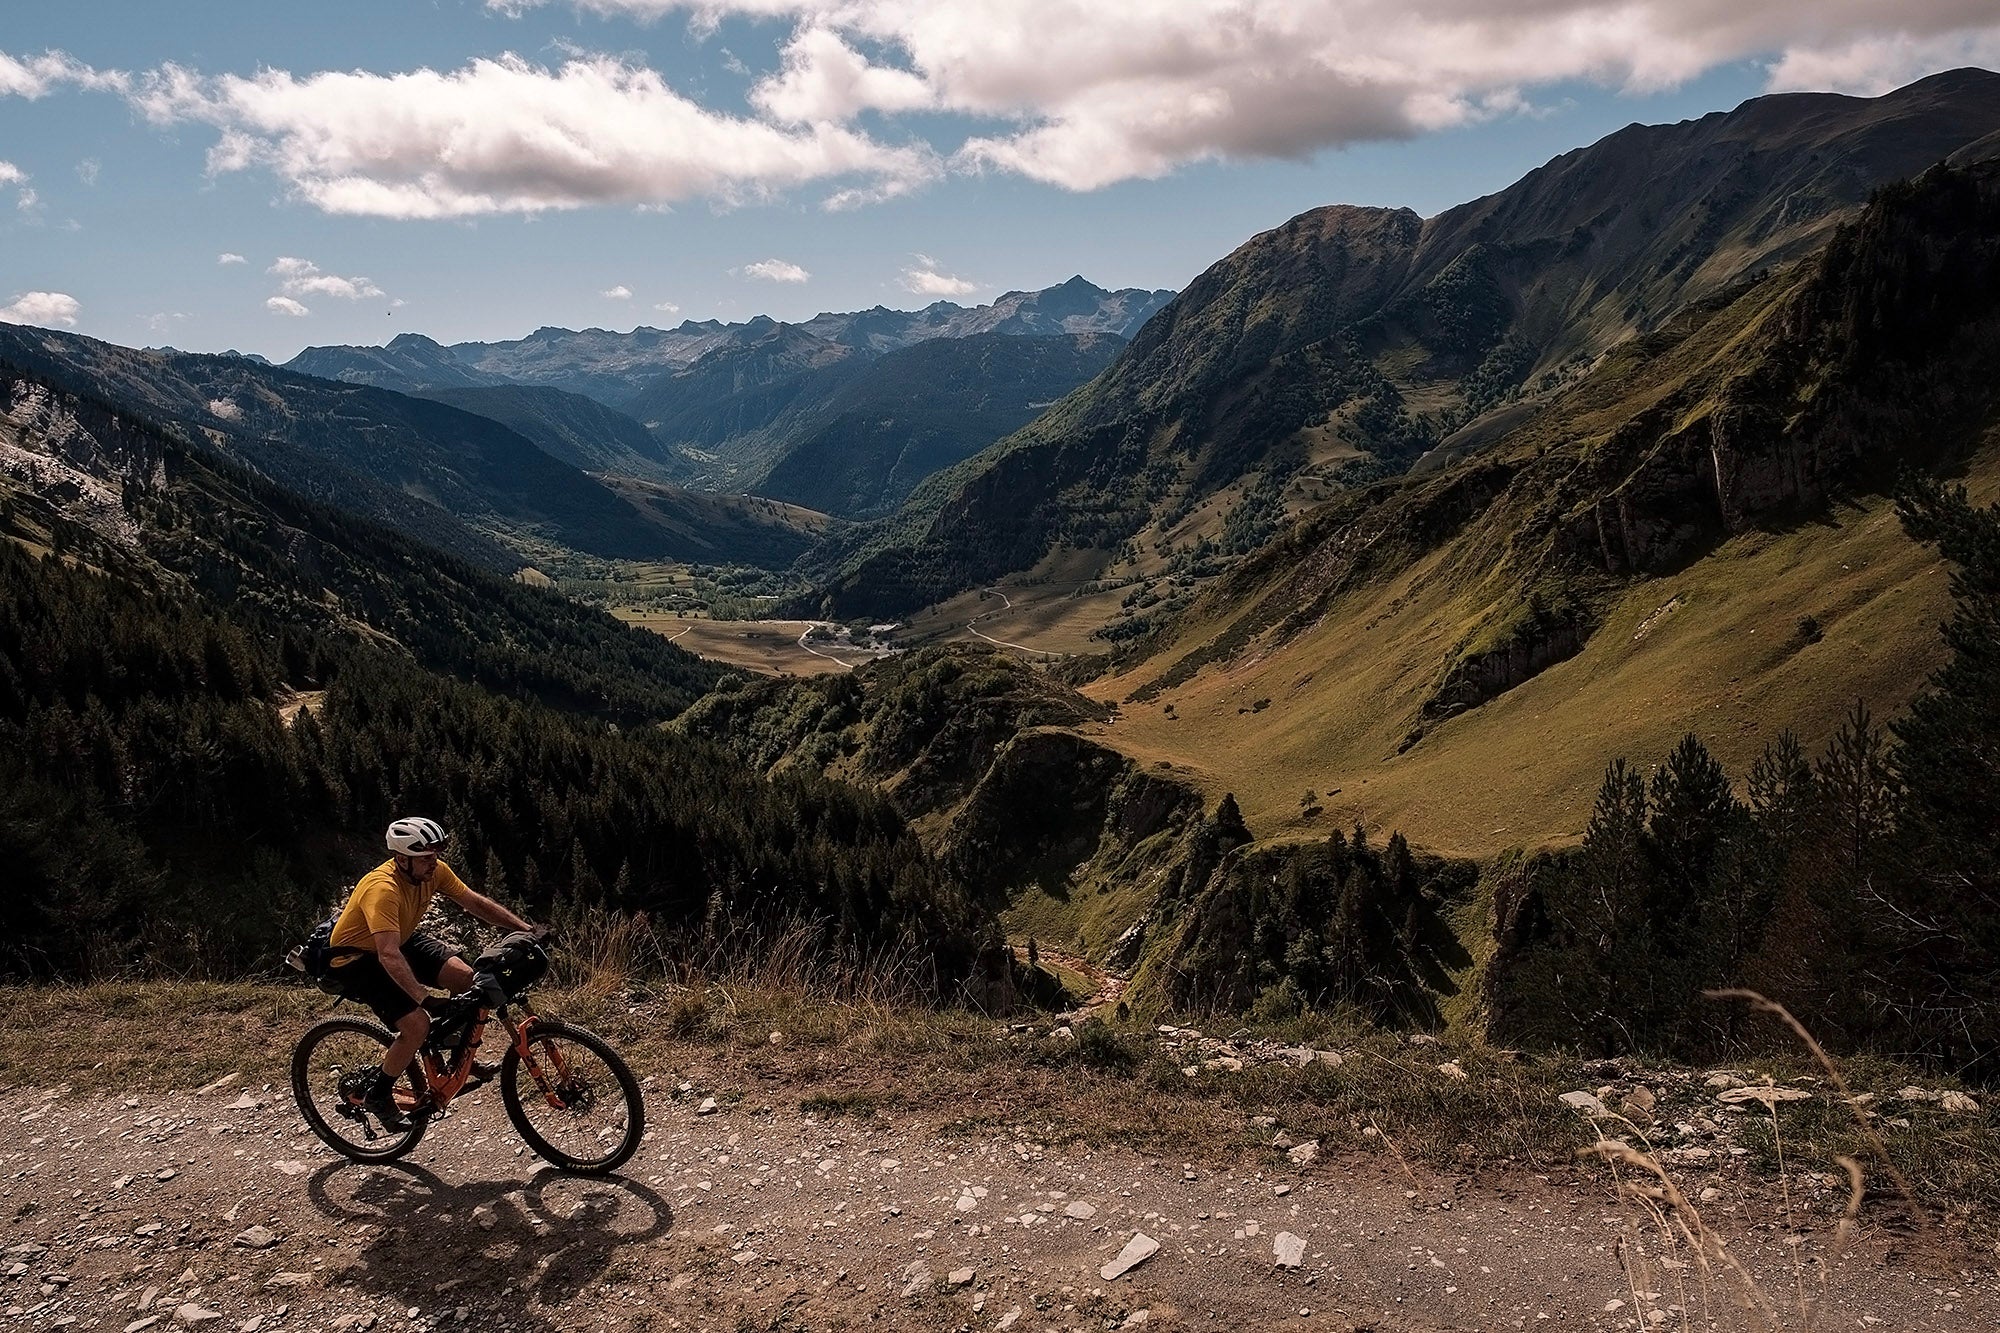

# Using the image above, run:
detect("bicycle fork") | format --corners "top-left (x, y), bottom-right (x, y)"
top-left (502, 1006), bottom-right (577, 1110)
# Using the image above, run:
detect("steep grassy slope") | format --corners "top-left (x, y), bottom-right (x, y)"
top-left (814, 70), bottom-right (2000, 620)
top-left (1079, 158), bottom-right (2000, 855)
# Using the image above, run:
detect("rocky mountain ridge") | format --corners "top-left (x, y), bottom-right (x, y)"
top-left (287, 277), bottom-right (1174, 406)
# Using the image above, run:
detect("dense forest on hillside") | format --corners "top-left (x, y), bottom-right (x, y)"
top-left (0, 507), bottom-right (986, 985)
top-left (1152, 801), bottom-right (1479, 1026)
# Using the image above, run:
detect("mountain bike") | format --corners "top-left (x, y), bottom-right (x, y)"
top-left (289, 932), bottom-right (645, 1175)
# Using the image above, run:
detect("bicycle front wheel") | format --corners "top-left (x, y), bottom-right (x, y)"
top-left (500, 1017), bottom-right (644, 1175)
top-left (290, 1016), bottom-right (429, 1163)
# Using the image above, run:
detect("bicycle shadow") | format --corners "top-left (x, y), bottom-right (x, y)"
top-left (305, 1160), bottom-right (674, 1322)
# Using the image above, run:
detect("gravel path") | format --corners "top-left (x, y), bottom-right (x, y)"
top-left (3, 1080), bottom-right (1991, 1333)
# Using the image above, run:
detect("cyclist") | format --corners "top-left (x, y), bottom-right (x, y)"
top-left (327, 816), bottom-right (540, 1128)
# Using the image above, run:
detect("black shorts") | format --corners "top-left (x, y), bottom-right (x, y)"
top-left (330, 933), bottom-right (464, 1027)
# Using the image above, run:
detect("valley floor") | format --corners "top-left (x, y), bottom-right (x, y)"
top-left (3, 986), bottom-right (1994, 1333)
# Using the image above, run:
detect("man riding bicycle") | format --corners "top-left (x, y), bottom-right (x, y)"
top-left (327, 816), bottom-right (540, 1128)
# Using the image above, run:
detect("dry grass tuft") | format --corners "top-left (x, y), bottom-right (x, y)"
top-left (1566, 989), bottom-right (1968, 1332)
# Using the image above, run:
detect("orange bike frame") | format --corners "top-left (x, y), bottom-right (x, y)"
top-left (413, 1001), bottom-right (574, 1114)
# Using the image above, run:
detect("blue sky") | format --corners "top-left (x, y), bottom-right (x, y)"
top-left (2, 1), bottom-right (1996, 358)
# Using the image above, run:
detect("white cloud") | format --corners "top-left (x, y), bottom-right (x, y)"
top-left (493, 2), bottom-right (2000, 189)
top-left (900, 253), bottom-right (976, 297)
top-left (0, 49), bottom-right (128, 99)
top-left (654, 300), bottom-right (681, 313)
top-left (602, 284), bottom-right (633, 298)
top-left (218, 252), bottom-right (246, 265)
top-left (265, 295), bottom-right (310, 316)
top-left (76, 157), bottom-right (99, 185)
top-left (269, 256), bottom-right (385, 300)
top-left (738, 258), bottom-right (810, 283)
top-left (1767, 25), bottom-right (2000, 95)
top-left (0, 291), bottom-right (81, 327)
top-left (752, 26), bottom-right (932, 123)
top-left (127, 50), bottom-right (940, 219)
top-left (0, 161), bottom-right (35, 218)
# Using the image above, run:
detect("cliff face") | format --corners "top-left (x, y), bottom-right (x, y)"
top-left (1560, 159), bottom-right (2000, 583)
top-left (0, 376), bottom-right (167, 553)
top-left (934, 728), bottom-right (1204, 902)
top-left (677, 645), bottom-right (1214, 973)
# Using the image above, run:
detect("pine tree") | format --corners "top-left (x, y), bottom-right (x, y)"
top-left (1889, 478), bottom-right (2000, 1068)
top-left (1815, 701), bottom-right (1898, 880)
top-left (1648, 733), bottom-right (1737, 894)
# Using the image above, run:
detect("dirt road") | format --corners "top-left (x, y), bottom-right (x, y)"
top-left (3, 1077), bottom-right (1990, 1333)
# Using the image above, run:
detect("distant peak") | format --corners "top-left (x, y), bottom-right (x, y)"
top-left (387, 332), bottom-right (445, 351)
top-left (1889, 66), bottom-right (2000, 96)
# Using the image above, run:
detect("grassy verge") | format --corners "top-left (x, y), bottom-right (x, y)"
top-left (2, 979), bottom-right (1993, 1245)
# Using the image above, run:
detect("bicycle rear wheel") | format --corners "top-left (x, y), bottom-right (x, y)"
top-left (499, 1017), bottom-right (644, 1175)
top-left (291, 1016), bottom-right (429, 1163)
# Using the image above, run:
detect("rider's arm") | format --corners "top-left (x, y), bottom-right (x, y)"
top-left (373, 931), bottom-right (428, 1004)
top-left (459, 890), bottom-right (533, 934)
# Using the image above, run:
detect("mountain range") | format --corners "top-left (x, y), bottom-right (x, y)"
top-left (283, 277), bottom-right (1172, 522)
top-left (814, 67), bottom-right (2000, 620)
top-left (288, 277), bottom-right (1173, 404)
top-left (292, 276), bottom-right (1176, 402)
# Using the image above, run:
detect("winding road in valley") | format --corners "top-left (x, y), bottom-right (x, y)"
top-left (967, 589), bottom-right (1044, 656)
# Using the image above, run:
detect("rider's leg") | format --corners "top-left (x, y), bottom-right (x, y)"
top-left (381, 1007), bottom-right (431, 1078)
top-left (428, 956), bottom-right (502, 1089)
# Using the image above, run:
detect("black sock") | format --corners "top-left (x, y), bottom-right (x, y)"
top-left (372, 1069), bottom-right (399, 1095)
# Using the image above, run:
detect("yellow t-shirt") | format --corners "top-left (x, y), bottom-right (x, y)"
top-left (328, 859), bottom-right (473, 964)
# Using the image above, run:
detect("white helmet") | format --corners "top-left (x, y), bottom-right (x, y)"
top-left (385, 816), bottom-right (449, 856)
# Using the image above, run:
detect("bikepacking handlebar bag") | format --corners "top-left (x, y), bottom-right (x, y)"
top-left (473, 931), bottom-right (549, 999)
